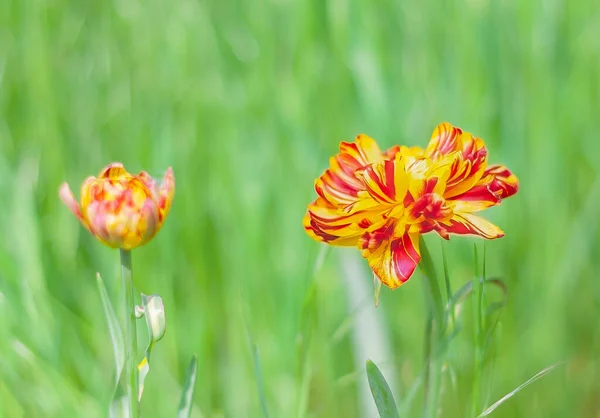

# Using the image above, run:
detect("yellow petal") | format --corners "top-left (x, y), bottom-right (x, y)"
top-left (98, 162), bottom-right (127, 179)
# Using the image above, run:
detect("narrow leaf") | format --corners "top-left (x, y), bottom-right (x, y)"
top-left (252, 343), bottom-right (270, 418)
top-left (96, 272), bottom-right (124, 384)
top-left (241, 305), bottom-right (271, 418)
top-left (177, 354), bottom-right (198, 418)
top-left (366, 360), bottom-right (400, 418)
top-left (96, 273), bottom-right (129, 417)
top-left (477, 361), bottom-right (565, 417)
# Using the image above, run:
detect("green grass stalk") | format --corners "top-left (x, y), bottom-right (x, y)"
top-left (420, 239), bottom-right (445, 418)
top-left (470, 245), bottom-right (484, 418)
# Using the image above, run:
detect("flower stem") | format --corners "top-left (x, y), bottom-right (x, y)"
top-left (470, 245), bottom-right (484, 418)
top-left (420, 240), bottom-right (444, 326)
top-left (120, 249), bottom-right (139, 417)
top-left (419, 238), bottom-right (445, 418)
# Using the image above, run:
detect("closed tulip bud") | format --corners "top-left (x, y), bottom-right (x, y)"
top-left (59, 163), bottom-right (175, 250)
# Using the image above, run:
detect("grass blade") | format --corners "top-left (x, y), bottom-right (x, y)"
top-left (477, 361), bottom-right (565, 417)
top-left (252, 343), bottom-right (270, 418)
top-left (366, 360), bottom-right (400, 418)
top-left (96, 272), bottom-right (124, 385)
top-left (240, 296), bottom-right (271, 418)
top-left (96, 272), bottom-right (130, 417)
top-left (177, 354), bottom-right (198, 418)
top-left (470, 244), bottom-right (484, 418)
top-left (443, 278), bottom-right (507, 340)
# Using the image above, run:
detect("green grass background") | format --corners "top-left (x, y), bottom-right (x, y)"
top-left (1, 0), bottom-right (599, 416)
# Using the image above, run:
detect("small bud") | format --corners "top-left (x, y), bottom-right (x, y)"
top-left (141, 294), bottom-right (166, 343)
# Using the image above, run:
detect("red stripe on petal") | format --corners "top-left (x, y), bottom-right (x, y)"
top-left (360, 163), bottom-right (395, 203)
top-left (361, 227), bottom-right (421, 290)
top-left (484, 164), bottom-right (519, 199)
top-left (450, 184), bottom-right (501, 213)
top-left (445, 213), bottom-right (504, 239)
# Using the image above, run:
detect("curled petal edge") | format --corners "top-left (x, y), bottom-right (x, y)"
top-left (59, 182), bottom-right (88, 228)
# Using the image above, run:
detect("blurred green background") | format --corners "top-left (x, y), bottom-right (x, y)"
top-left (1, 0), bottom-right (599, 416)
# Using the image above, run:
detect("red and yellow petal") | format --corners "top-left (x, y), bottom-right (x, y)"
top-left (314, 134), bottom-right (384, 206)
top-left (304, 198), bottom-right (371, 246)
top-left (339, 134), bottom-right (384, 167)
top-left (449, 164), bottom-right (518, 212)
top-left (425, 123), bottom-right (489, 199)
top-left (425, 122), bottom-right (464, 158)
top-left (442, 212), bottom-right (504, 239)
top-left (357, 155), bottom-right (409, 205)
top-left (448, 185), bottom-right (500, 213)
top-left (360, 228), bottom-right (421, 289)
top-left (482, 164), bottom-right (519, 199)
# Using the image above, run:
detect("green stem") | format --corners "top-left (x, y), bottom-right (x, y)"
top-left (419, 240), bottom-right (444, 326)
top-left (441, 243), bottom-right (455, 329)
top-left (121, 249), bottom-right (139, 417)
top-left (419, 238), bottom-right (445, 418)
top-left (470, 245), bottom-right (484, 418)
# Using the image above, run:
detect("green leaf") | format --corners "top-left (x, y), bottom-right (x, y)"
top-left (477, 361), bottom-right (565, 417)
top-left (96, 273), bottom-right (129, 417)
top-left (137, 293), bottom-right (166, 401)
top-left (96, 272), bottom-right (124, 385)
top-left (177, 354), bottom-right (198, 418)
top-left (366, 360), bottom-right (400, 418)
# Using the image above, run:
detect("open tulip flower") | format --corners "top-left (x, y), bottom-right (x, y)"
top-left (60, 163), bottom-right (175, 250)
top-left (303, 122), bottom-right (519, 290)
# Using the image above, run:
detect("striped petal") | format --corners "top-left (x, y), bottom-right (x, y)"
top-left (482, 164), bottom-right (519, 199)
top-left (360, 229), bottom-right (421, 289)
top-left (339, 134), bottom-right (385, 166)
top-left (449, 164), bottom-right (518, 212)
top-left (358, 155), bottom-right (409, 205)
top-left (315, 134), bottom-right (383, 206)
top-left (425, 123), bottom-right (488, 199)
top-left (443, 212), bottom-right (504, 239)
top-left (304, 197), bottom-right (387, 246)
top-left (449, 185), bottom-right (500, 212)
